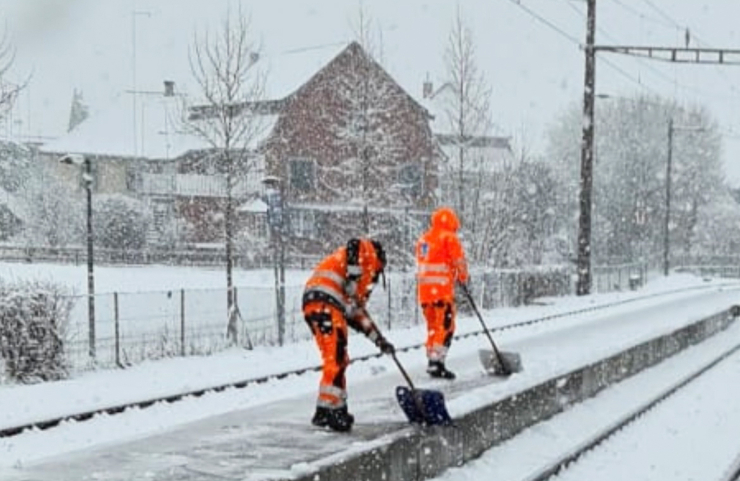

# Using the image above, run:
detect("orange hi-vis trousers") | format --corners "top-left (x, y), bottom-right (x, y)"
top-left (422, 300), bottom-right (455, 362)
top-left (304, 302), bottom-right (349, 409)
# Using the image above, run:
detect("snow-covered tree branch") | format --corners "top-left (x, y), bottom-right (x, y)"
top-left (186, 5), bottom-right (267, 343)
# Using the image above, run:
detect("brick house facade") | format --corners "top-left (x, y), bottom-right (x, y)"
top-left (261, 42), bottom-right (441, 261)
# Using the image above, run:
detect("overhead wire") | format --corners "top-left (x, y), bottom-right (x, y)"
top-left (527, 0), bottom-right (740, 151)
top-left (506, 0), bottom-right (659, 95)
top-left (635, 0), bottom-right (740, 96)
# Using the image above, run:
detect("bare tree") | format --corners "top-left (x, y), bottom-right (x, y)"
top-left (0, 28), bottom-right (22, 121)
top-left (442, 7), bottom-right (492, 221)
top-left (350, 1), bottom-right (384, 64)
top-left (187, 6), bottom-right (266, 343)
top-left (547, 95), bottom-right (723, 263)
top-left (337, 3), bottom-right (393, 231)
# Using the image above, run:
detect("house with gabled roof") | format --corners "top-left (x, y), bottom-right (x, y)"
top-left (255, 41), bottom-right (441, 259)
top-left (39, 42), bottom-right (444, 261)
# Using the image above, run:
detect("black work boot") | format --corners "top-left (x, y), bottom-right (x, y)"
top-left (312, 406), bottom-right (354, 432)
top-left (427, 360), bottom-right (456, 380)
top-left (311, 406), bottom-right (332, 428)
top-left (327, 406), bottom-right (355, 432)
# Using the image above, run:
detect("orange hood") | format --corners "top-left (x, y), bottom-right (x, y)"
top-left (431, 206), bottom-right (460, 232)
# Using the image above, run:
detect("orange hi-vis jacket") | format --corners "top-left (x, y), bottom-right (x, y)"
top-left (303, 238), bottom-right (385, 340)
top-left (416, 207), bottom-right (469, 304)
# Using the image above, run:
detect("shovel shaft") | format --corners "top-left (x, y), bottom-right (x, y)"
top-left (360, 308), bottom-right (417, 391)
top-left (391, 352), bottom-right (415, 391)
top-left (461, 284), bottom-right (507, 368)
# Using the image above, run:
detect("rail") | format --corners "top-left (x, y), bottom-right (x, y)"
top-left (525, 341), bottom-right (740, 480)
top-left (0, 282), bottom-right (731, 439)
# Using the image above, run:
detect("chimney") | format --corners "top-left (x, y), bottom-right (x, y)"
top-left (423, 80), bottom-right (433, 99)
top-left (163, 80), bottom-right (175, 97)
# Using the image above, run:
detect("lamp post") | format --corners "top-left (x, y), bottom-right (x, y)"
top-left (59, 154), bottom-right (96, 360)
top-left (262, 175), bottom-right (286, 346)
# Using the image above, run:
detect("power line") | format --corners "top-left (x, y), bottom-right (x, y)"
top-left (599, 57), bottom-right (660, 95)
top-left (638, 0), bottom-right (740, 96)
top-left (641, 0), bottom-right (683, 29)
top-left (560, 0), bottom-right (662, 95)
top-left (609, 0), bottom-right (681, 31)
top-left (513, 0), bottom-right (740, 111)
top-left (564, 0), bottom-right (740, 103)
top-left (512, 0), bottom-right (662, 95)
top-left (504, 0), bottom-right (582, 46)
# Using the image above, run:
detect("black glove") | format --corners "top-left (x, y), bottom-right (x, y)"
top-left (376, 337), bottom-right (395, 355)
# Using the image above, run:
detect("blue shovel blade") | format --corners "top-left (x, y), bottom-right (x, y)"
top-left (396, 386), bottom-right (453, 426)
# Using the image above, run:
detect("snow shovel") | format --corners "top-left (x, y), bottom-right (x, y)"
top-left (461, 284), bottom-right (522, 376)
top-left (391, 351), bottom-right (453, 426)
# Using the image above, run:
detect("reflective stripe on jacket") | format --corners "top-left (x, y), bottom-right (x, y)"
top-left (415, 229), bottom-right (468, 303)
top-left (303, 240), bottom-right (384, 337)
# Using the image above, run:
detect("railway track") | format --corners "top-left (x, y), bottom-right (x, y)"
top-left (524, 339), bottom-right (740, 481)
top-left (1, 282), bottom-right (737, 439)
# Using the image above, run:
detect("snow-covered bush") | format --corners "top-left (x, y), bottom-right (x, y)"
top-left (20, 177), bottom-right (84, 247)
top-left (0, 280), bottom-right (73, 383)
top-left (93, 194), bottom-right (152, 250)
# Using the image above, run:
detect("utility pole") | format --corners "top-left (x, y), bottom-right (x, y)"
top-left (663, 119), bottom-right (674, 277)
top-left (575, 4), bottom-right (739, 295)
top-left (576, 0), bottom-right (596, 296)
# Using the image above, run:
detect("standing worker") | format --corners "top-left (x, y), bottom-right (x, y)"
top-left (415, 206), bottom-right (469, 380)
top-left (303, 238), bottom-right (395, 432)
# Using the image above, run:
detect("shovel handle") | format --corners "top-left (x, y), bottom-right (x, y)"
top-left (391, 352), bottom-right (415, 391)
top-left (360, 308), bottom-right (417, 391)
top-left (461, 283), bottom-right (508, 368)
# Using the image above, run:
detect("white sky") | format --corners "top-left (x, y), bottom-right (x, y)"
top-left (2, 0), bottom-right (740, 184)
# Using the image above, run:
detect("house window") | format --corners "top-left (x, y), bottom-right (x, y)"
top-left (290, 209), bottom-right (316, 239)
top-left (126, 167), bottom-right (142, 191)
top-left (289, 158), bottom-right (315, 193)
top-left (398, 162), bottom-right (422, 198)
top-left (245, 213), bottom-right (268, 239)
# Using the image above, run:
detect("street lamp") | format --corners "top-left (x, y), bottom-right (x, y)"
top-left (262, 175), bottom-right (286, 346)
top-left (59, 153), bottom-right (96, 360)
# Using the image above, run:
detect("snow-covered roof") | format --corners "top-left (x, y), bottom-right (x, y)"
top-left (238, 198), bottom-right (268, 214)
top-left (290, 202), bottom-right (429, 216)
top-left (39, 93), bottom-right (207, 160)
top-left (256, 43), bottom-right (350, 101)
top-left (39, 92), bottom-right (279, 161)
top-left (436, 133), bottom-right (514, 173)
top-left (419, 81), bottom-right (514, 172)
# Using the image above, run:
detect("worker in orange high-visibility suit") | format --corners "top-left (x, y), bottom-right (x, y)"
top-left (415, 206), bottom-right (469, 380)
top-left (303, 238), bottom-right (395, 432)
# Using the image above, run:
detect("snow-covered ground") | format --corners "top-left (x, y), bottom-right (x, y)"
top-left (0, 261), bottom-right (314, 369)
top-left (434, 315), bottom-right (740, 481)
top-left (0, 270), bottom-right (737, 478)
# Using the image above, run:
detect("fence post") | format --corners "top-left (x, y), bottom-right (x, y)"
top-left (413, 276), bottom-right (419, 326)
top-left (387, 274), bottom-right (392, 330)
top-left (180, 289), bottom-right (185, 357)
top-left (114, 292), bottom-right (121, 368)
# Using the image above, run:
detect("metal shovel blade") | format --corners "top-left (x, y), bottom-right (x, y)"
top-left (479, 349), bottom-right (523, 376)
top-left (395, 386), bottom-right (453, 426)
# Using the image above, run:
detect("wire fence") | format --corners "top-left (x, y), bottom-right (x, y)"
top-left (53, 260), bottom-right (668, 373)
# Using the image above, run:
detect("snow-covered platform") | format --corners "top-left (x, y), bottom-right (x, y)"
top-left (5, 304), bottom-right (737, 481)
